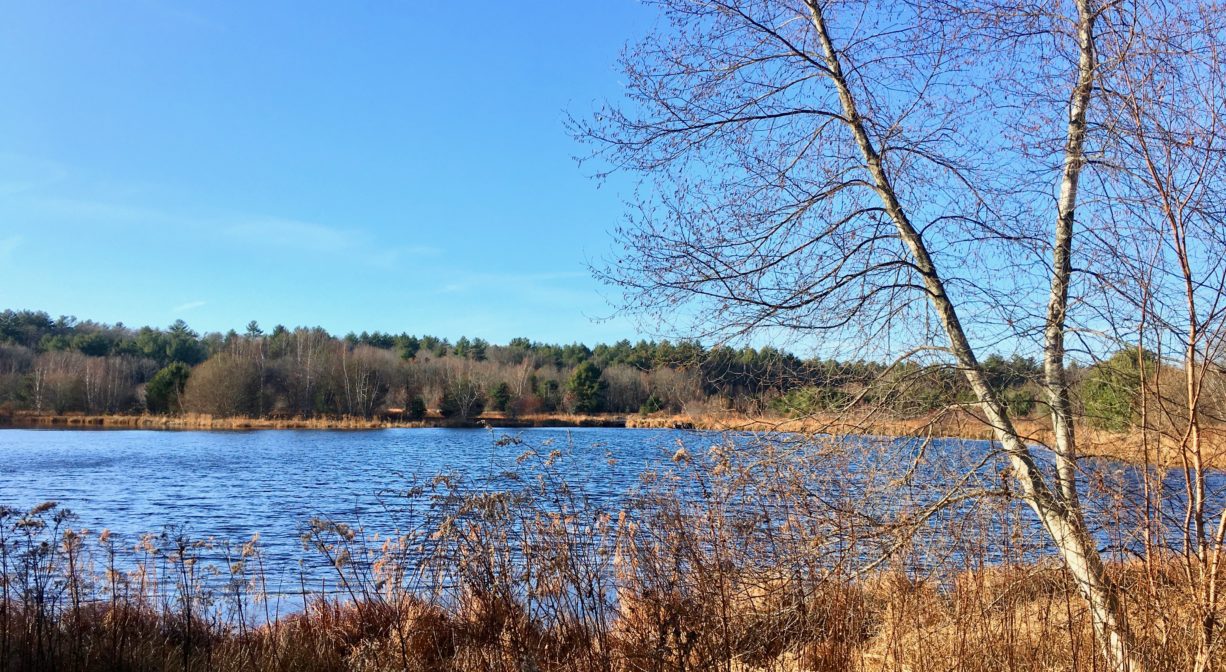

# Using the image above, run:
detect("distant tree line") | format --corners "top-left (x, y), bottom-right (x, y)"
top-left (0, 308), bottom-right (1151, 426)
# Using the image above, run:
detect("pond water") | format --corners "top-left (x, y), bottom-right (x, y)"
top-left (1, 426), bottom-right (1221, 605)
top-left (0, 427), bottom-right (723, 593)
top-left (0, 426), bottom-right (680, 539)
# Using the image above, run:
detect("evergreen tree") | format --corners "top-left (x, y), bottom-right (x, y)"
top-left (145, 363), bottom-right (191, 414)
top-left (490, 381), bottom-right (512, 412)
top-left (566, 361), bottom-right (605, 413)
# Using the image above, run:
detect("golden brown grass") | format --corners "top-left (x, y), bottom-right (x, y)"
top-left (2, 438), bottom-right (1222, 672)
top-left (629, 409), bottom-right (1226, 468)
top-left (5, 406), bottom-right (1222, 468)
top-left (0, 411), bottom-right (431, 430)
top-left (3, 560), bottom-right (1215, 671)
top-left (0, 411), bottom-right (625, 431)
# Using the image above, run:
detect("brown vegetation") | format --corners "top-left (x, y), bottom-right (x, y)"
top-left (629, 409), bottom-right (1226, 469)
top-left (3, 407), bottom-right (1224, 469)
top-left (1, 436), bottom-right (1219, 671)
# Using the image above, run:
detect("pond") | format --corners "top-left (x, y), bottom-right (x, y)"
top-left (0, 428), bottom-right (720, 591)
top-left (1, 426), bottom-right (1220, 605)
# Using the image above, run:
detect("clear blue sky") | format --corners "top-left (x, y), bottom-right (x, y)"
top-left (0, 1), bottom-right (652, 344)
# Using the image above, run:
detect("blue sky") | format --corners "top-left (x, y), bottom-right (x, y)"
top-left (0, 1), bottom-right (653, 344)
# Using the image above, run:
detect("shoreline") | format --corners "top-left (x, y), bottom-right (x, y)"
top-left (0, 409), bottom-right (1005, 435)
top-left (1, 410), bottom-right (1218, 468)
top-left (0, 412), bottom-right (628, 431)
top-left (0, 411), bottom-right (665, 431)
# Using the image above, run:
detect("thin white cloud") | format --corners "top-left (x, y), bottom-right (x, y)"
top-left (222, 217), bottom-right (356, 252)
top-left (32, 198), bottom-right (173, 224)
top-left (173, 300), bottom-right (207, 313)
top-left (13, 188), bottom-right (441, 270)
top-left (0, 153), bottom-right (68, 197)
top-left (430, 271), bottom-right (591, 302)
top-left (222, 218), bottom-right (445, 269)
top-left (0, 235), bottom-right (21, 259)
top-left (402, 245), bottom-right (443, 257)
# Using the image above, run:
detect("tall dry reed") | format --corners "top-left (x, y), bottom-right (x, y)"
top-left (0, 432), bottom-right (1220, 671)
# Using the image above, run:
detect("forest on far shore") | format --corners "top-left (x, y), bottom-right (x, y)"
top-left (0, 308), bottom-right (1147, 427)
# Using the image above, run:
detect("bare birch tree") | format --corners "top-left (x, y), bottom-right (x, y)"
top-left (575, 1), bottom-right (1226, 668)
top-left (1093, 7), bottom-right (1226, 667)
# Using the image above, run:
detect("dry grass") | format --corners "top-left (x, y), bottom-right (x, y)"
top-left (0, 411), bottom-right (423, 430)
top-left (629, 409), bottom-right (1226, 468)
top-left (2, 554), bottom-right (1214, 672)
top-left (5, 407), bottom-right (1223, 468)
top-left (0, 411), bottom-right (624, 431)
top-left (2, 432), bottom-right (1221, 672)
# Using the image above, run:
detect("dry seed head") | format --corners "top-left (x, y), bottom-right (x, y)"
top-left (30, 501), bottom-right (57, 515)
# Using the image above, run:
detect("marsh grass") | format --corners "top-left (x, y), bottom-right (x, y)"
top-left (0, 433), bottom-right (1220, 671)
top-left (5, 408), bottom-right (1222, 468)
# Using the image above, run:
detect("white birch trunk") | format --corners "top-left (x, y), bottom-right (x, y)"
top-left (806, 2), bottom-right (1140, 668)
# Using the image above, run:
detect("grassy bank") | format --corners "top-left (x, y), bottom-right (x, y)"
top-left (2, 557), bottom-right (1204, 672)
top-left (0, 411), bottom-right (626, 431)
top-left (629, 410), bottom-right (1226, 467)
top-left (0, 437), bottom-right (1218, 672)
top-left (4, 409), bottom-right (1220, 469)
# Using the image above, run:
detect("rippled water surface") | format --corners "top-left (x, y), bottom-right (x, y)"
top-left (0, 428), bottom-right (719, 585)
top-left (2, 426), bottom-right (1221, 599)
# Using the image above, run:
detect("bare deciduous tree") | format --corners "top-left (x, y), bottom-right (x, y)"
top-left (575, 1), bottom-right (1226, 668)
top-left (1095, 8), bottom-right (1226, 666)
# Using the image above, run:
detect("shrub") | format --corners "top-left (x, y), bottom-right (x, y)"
top-left (1079, 350), bottom-right (1150, 431)
top-left (182, 355), bottom-right (261, 417)
top-left (405, 397), bottom-right (427, 421)
top-left (769, 386), bottom-right (850, 417)
top-left (1003, 388), bottom-right (1036, 418)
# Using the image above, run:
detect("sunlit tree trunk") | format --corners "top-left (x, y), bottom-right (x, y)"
top-left (805, 3), bottom-right (1137, 666)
